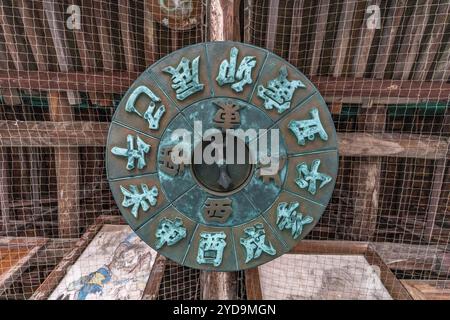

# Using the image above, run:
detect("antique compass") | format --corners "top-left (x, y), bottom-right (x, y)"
top-left (106, 42), bottom-right (338, 271)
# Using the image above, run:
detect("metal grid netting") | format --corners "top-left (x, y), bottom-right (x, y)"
top-left (0, 0), bottom-right (448, 300)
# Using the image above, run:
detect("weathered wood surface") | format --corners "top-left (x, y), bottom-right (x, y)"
top-left (309, 0), bottom-right (329, 76)
top-left (401, 280), bottom-right (450, 300)
top-left (351, 102), bottom-right (386, 241)
top-left (200, 271), bottom-right (238, 300)
top-left (48, 92), bottom-right (79, 238)
top-left (0, 121), bottom-right (109, 147)
top-left (245, 268), bottom-right (263, 300)
top-left (0, 238), bottom-right (47, 296)
top-left (331, 0), bottom-right (357, 77)
top-left (372, 0), bottom-right (407, 79)
top-left (142, 254), bottom-right (167, 300)
top-left (2, 71), bottom-right (449, 101)
top-left (2, 121), bottom-right (448, 160)
top-left (338, 132), bottom-right (449, 159)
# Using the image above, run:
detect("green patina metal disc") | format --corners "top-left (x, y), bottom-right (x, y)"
top-left (106, 42), bottom-right (338, 271)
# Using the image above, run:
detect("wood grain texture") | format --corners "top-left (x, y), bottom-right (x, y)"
top-left (401, 280), bottom-right (450, 300)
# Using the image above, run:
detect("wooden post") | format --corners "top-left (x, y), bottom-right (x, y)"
top-left (0, 148), bottom-right (10, 235)
top-left (199, 0), bottom-right (241, 300)
top-left (351, 101), bottom-right (386, 241)
top-left (48, 92), bottom-right (80, 238)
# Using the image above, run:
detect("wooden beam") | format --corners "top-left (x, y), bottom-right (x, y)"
top-left (413, 1), bottom-right (450, 81)
top-left (309, 0), bottom-right (329, 76)
top-left (48, 92), bottom-right (80, 238)
top-left (265, 0), bottom-right (279, 52)
top-left (144, 0), bottom-right (158, 65)
top-left (331, 0), bottom-right (357, 77)
top-left (245, 268), bottom-right (262, 300)
top-left (42, 0), bottom-right (81, 105)
top-left (287, 0), bottom-right (304, 67)
top-left (142, 254), bottom-right (166, 300)
top-left (373, 0), bottom-right (406, 79)
top-left (0, 120), bottom-right (108, 147)
top-left (1, 71), bottom-right (449, 101)
top-left (351, 102), bottom-right (386, 241)
top-left (1, 121), bottom-right (448, 159)
top-left (200, 271), bottom-right (237, 300)
top-left (209, 0), bottom-right (241, 41)
top-left (0, 148), bottom-right (10, 234)
top-left (338, 132), bottom-right (449, 159)
top-left (353, 0), bottom-right (381, 77)
top-left (118, 0), bottom-right (137, 72)
top-left (401, 280), bottom-right (450, 300)
top-left (72, 0), bottom-right (112, 106)
top-left (393, 0), bottom-right (432, 80)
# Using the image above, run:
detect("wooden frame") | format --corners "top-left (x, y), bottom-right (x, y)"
top-left (245, 240), bottom-right (412, 300)
top-left (0, 236), bottom-right (48, 296)
top-left (30, 215), bottom-right (167, 300)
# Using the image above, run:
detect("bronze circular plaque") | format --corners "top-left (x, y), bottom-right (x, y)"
top-left (106, 42), bottom-right (338, 271)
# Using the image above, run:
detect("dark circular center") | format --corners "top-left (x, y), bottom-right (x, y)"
top-left (191, 134), bottom-right (253, 196)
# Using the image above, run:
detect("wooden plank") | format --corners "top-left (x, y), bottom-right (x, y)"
top-left (432, 41), bottom-right (450, 81)
top-left (72, 0), bottom-right (112, 106)
top-left (142, 254), bottom-right (166, 300)
top-left (2, 71), bottom-right (450, 101)
top-left (291, 240), bottom-right (369, 255)
top-left (0, 149), bottom-right (10, 234)
top-left (372, 242), bottom-right (450, 273)
top-left (42, 0), bottom-right (81, 105)
top-left (331, 0), bottom-right (357, 77)
top-left (338, 132), bottom-right (449, 159)
top-left (401, 280), bottom-right (450, 300)
top-left (265, 0), bottom-right (279, 52)
top-left (0, 3), bottom-right (24, 105)
top-left (413, 1), bottom-right (450, 80)
top-left (309, 0), bottom-right (329, 76)
top-left (245, 268), bottom-right (262, 300)
top-left (351, 102), bottom-right (386, 241)
top-left (353, 0), bottom-right (381, 77)
top-left (0, 120), bottom-right (109, 147)
top-left (287, 0), bottom-right (304, 67)
top-left (392, 0), bottom-right (432, 80)
top-left (200, 271), bottom-right (237, 300)
top-left (373, 0), bottom-right (407, 79)
top-left (48, 92), bottom-right (79, 238)
top-left (209, 0), bottom-right (241, 42)
top-left (0, 238), bottom-right (47, 296)
top-left (15, 0), bottom-right (49, 71)
top-left (364, 246), bottom-right (412, 300)
top-left (143, 0), bottom-right (158, 65)
top-left (2, 121), bottom-right (448, 159)
top-left (118, 0), bottom-right (137, 72)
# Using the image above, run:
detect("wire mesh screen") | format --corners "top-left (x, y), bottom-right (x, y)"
top-left (0, 0), bottom-right (449, 300)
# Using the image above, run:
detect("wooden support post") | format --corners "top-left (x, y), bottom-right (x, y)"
top-left (48, 92), bottom-right (80, 238)
top-left (265, 0), bottom-right (279, 53)
top-left (351, 101), bottom-right (386, 241)
top-left (424, 107), bottom-right (449, 242)
top-left (198, 0), bottom-right (241, 300)
top-left (200, 271), bottom-right (237, 300)
top-left (0, 148), bottom-right (10, 235)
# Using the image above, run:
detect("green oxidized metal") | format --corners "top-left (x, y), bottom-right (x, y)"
top-left (106, 41), bottom-right (339, 271)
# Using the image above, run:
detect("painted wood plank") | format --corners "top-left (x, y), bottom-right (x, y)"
top-left (118, 0), bottom-right (137, 72)
top-left (288, 0), bottom-right (304, 67)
